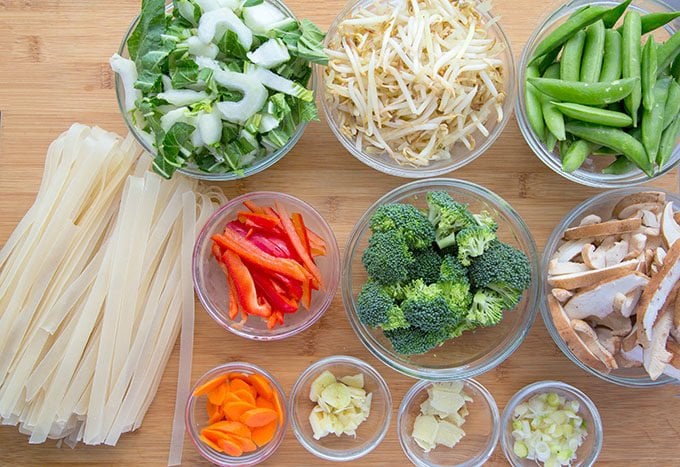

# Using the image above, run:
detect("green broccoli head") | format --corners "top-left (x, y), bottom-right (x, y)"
top-left (467, 288), bottom-right (505, 327)
top-left (468, 241), bottom-right (531, 308)
top-left (439, 255), bottom-right (469, 284)
top-left (382, 282), bottom-right (409, 302)
top-left (384, 326), bottom-right (447, 355)
top-left (408, 248), bottom-right (443, 284)
top-left (401, 280), bottom-right (459, 332)
top-left (426, 191), bottom-right (477, 249)
top-left (382, 306), bottom-right (409, 331)
top-left (456, 225), bottom-right (497, 266)
top-left (362, 230), bottom-right (414, 284)
top-left (356, 281), bottom-right (409, 330)
top-left (439, 281), bottom-right (473, 315)
top-left (369, 203), bottom-right (435, 250)
top-left (474, 210), bottom-right (499, 232)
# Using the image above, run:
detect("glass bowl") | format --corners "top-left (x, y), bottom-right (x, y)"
top-left (500, 381), bottom-right (603, 467)
top-left (342, 178), bottom-right (540, 380)
top-left (185, 362), bottom-right (288, 466)
top-left (541, 187), bottom-right (678, 387)
top-left (319, 0), bottom-right (517, 178)
top-left (397, 379), bottom-right (500, 467)
top-left (516, 0), bottom-right (680, 188)
top-left (288, 355), bottom-right (392, 462)
top-left (193, 192), bottom-right (340, 340)
top-left (114, 0), bottom-right (312, 181)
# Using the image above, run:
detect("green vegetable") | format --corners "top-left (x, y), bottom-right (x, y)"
top-left (361, 230), bottom-right (413, 285)
top-left (657, 29), bottom-right (680, 73)
top-left (356, 281), bottom-right (400, 328)
top-left (580, 20), bottom-right (606, 83)
top-left (640, 12), bottom-right (680, 34)
top-left (540, 64), bottom-right (566, 141)
top-left (600, 29), bottom-right (622, 81)
top-left (384, 326), bottom-right (447, 355)
top-left (426, 191), bottom-right (477, 250)
top-left (552, 102), bottom-right (633, 127)
top-left (560, 30), bottom-right (586, 82)
top-left (408, 248), bottom-right (443, 284)
top-left (370, 203), bottom-right (435, 251)
top-left (672, 54), bottom-right (680, 80)
top-left (641, 37), bottom-right (657, 111)
top-left (467, 289), bottom-right (505, 327)
top-left (658, 115), bottom-right (680, 167)
top-left (456, 225), bottom-right (496, 267)
top-left (642, 77), bottom-right (671, 164)
top-left (402, 280), bottom-right (460, 332)
top-left (561, 139), bottom-right (591, 173)
top-left (602, 155), bottom-right (636, 174)
top-left (663, 80), bottom-right (680, 130)
top-left (622, 11), bottom-right (642, 127)
top-left (527, 77), bottom-right (639, 105)
top-left (473, 211), bottom-right (498, 232)
top-left (537, 47), bottom-right (562, 76)
top-left (439, 255), bottom-right (469, 284)
top-left (525, 65), bottom-right (546, 141)
top-left (601, 0), bottom-right (632, 28)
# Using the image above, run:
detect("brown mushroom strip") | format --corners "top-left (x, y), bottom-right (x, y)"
top-left (643, 310), bottom-right (673, 380)
top-left (612, 191), bottom-right (666, 218)
top-left (548, 259), bottom-right (639, 290)
top-left (563, 218), bottom-right (642, 241)
top-left (563, 272), bottom-right (648, 320)
top-left (661, 202), bottom-right (680, 248)
top-left (572, 320), bottom-right (618, 371)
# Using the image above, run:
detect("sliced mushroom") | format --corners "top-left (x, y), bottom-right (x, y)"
top-left (675, 211), bottom-right (680, 224)
top-left (548, 259), bottom-right (639, 290)
top-left (564, 271), bottom-right (649, 320)
top-left (621, 324), bottom-right (640, 352)
top-left (672, 291), bottom-right (680, 342)
top-left (620, 288), bottom-right (643, 318)
top-left (589, 311), bottom-right (633, 337)
top-left (595, 327), bottom-right (621, 356)
top-left (628, 233), bottom-right (648, 252)
top-left (548, 259), bottom-right (590, 276)
top-left (661, 202), bottom-right (680, 249)
top-left (618, 203), bottom-right (662, 220)
top-left (581, 244), bottom-right (605, 270)
top-left (619, 345), bottom-right (644, 368)
top-left (548, 296), bottom-right (611, 373)
top-left (642, 310), bottom-right (673, 380)
top-left (613, 292), bottom-right (626, 313)
top-left (579, 214), bottom-right (602, 226)
top-left (612, 191), bottom-right (666, 218)
top-left (572, 319), bottom-right (618, 371)
top-left (636, 241), bottom-right (680, 342)
top-left (553, 238), bottom-right (594, 263)
top-left (604, 241), bottom-right (629, 267)
top-left (564, 218), bottom-right (642, 241)
top-left (551, 288), bottom-right (574, 303)
top-left (641, 209), bottom-right (661, 228)
top-left (667, 340), bottom-right (680, 369)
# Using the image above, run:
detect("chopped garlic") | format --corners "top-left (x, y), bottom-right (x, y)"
top-left (412, 382), bottom-right (472, 452)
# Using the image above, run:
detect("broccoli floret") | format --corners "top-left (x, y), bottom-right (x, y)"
top-left (474, 210), bottom-right (498, 232)
top-left (362, 230), bottom-right (413, 284)
top-left (370, 203), bottom-right (435, 250)
top-left (426, 191), bottom-right (477, 249)
top-left (408, 248), bottom-right (443, 284)
top-left (356, 281), bottom-right (409, 330)
top-left (440, 281), bottom-right (473, 315)
top-left (439, 255), bottom-right (469, 284)
top-left (456, 225), bottom-right (496, 266)
top-left (401, 280), bottom-right (458, 332)
top-left (468, 241), bottom-right (532, 308)
top-left (467, 289), bottom-right (505, 327)
top-left (382, 282), bottom-right (409, 302)
top-left (382, 306), bottom-right (409, 331)
top-left (384, 326), bottom-right (447, 355)
top-left (445, 321), bottom-right (475, 339)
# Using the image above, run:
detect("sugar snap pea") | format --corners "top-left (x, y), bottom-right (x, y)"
top-left (538, 47), bottom-right (562, 75)
top-left (581, 20), bottom-right (606, 83)
top-left (623, 11), bottom-right (642, 127)
top-left (663, 80), bottom-right (680, 130)
top-left (561, 30), bottom-right (586, 81)
top-left (545, 131), bottom-right (558, 152)
top-left (525, 64), bottom-right (546, 141)
top-left (641, 37), bottom-right (657, 111)
top-left (562, 139), bottom-right (591, 172)
top-left (640, 12), bottom-right (680, 34)
top-left (592, 145), bottom-right (622, 156)
top-left (603, 155), bottom-right (636, 174)
top-left (657, 31), bottom-right (680, 74)
top-left (602, 0), bottom-right (633, 28)
top-left (658, 115), bottom-right (680, 167)
top-left (559, 139), bottom-right (571, 157)
top-left (552, 102), bottom-right (633, 127)
top-left (530, 5), bottom-right (610, 64)
top-left (528, 77), bottom-right (639, 105)
top-left (600, 29), bottom-right (622, 82)
top-left (565, 121), bottom-right (654, 175)
top-left (642, 77), bottom-right (671, 164)
top-left (672, 55), bottom-right (680, 80)
top-left (540, 63), bottom-right (566, 141)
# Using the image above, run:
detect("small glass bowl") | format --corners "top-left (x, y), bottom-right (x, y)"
top-left (500, 381), bottom-right (603, 467)
top-left (193, 192), bottom-right (340, 341)
top-left (185, 362), bottom-right (288, 466)
top-left (288, 355), bottom-right (392, 462)
top-left (114, 0), bottom-right (312, 181)
top-left (541, 187), bottom-right (679, 387)
top-left (397, 379), bottom-right (500, 467)
top-left (342, 179), bottom-right (540, 380)
top-left (319, 0), bottom-right (516, 178)
top-left (516, 0), bottom-right (680, 188)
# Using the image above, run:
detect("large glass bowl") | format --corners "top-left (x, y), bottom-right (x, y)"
top-left (320, 0), bottom-right (517, 178)
top-left (114, 0), bottom-right (312, 181)
top-left (541, 187), bottom-right (678, 387)
top-left (516, 0), bottom-right (680, 188)
top-left (342, 179), bottom-right (540, 380)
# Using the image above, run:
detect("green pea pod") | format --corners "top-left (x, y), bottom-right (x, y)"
top-left (622, 11), bottom-right (642, 127)
top-left (528, 77), bottom-right (639, 105)
top-left (600, 29), bottom-right (622, 82)
top-left (672, 55), bottom-right (680, 80)
top-left (530, 5), bottom-right (610, 64)
top-left (559, 138), bottom-right (572, 157)
top-left (602, 0), bottom-right (633, 28)
top-left (540, 63), bottom-right (566, 141)
top-left (663, 80), bottom-right (680, 130)
top-left (592, 145), bottom-right (622, 156)
top-left (560, 30), bottom-right (586, 81)
top-left (562, 139), bottom-right (591, 172)
top-left (642, 77), bottom-right (671, 164)
top-left (580, 20), bottom-right (606, 83)
top-left (658, 115), bottom-right (680, 167)
top-left (537, 47), bottom-right (562, 76)
top-left (552, 102), bottom-right (633, 127)
top-left (565, 121), bottom-right (654, 175)
top-left (640, 12), bottom-right (680, 34)
top-left (641, 37), bottom-right (657, 111)
top-left (657, 31), bottom-right (680, 74)
top-left (525, 65), bottom-right (546, 141)
top-left (545, 131), bottom-right (558, 152)
top-left (602, 155), bottom-right (636, 174)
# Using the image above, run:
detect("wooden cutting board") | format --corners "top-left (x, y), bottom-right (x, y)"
top-left (0, 0), bottom-right (678, 465)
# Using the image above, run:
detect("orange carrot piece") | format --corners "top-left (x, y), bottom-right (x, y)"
top-left (200, 433), bottom-right (223, 452)
top-left (228, 372), bottom-right (251, 380)
top-left (193, 375), bottom-right (228, 397)
top-left (209, 420), bottom-right (251, 439)
top-left (256, 396), bottom-right (275, 410)
top-left (233, 389), bottom-right (256, 406)
top-left (207, 407), bottom-right (224, 425)
top-left (251, 421), bottom-right (277, 447)
top-left (233, 435), bottom-right (257, 453)
top-left (230, 378), bottom-right (257, 398)
top-left (223, 401), bottom-right (256, 422)
top-left (207, 400), bottom-right (219, 418)
top-left (222, 392), bottom-right (244, 405)
top-left (218, 438), bottom-right (243, 457)
top-left (207, 382), bottom-right (229, 406)
top-left (240, 408), bottom-right (278, 428)
top-left (271, 390), bottom-right (285, 425)
top-left (247, 374), bottom-right (274, 400)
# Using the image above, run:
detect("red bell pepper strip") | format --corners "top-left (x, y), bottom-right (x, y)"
top-left (243, 200), bottom-right (265, 214)
top-left (225, 268), bottom-right (240, 320)
top-left (225, 222), bottom-right (293, 259)
top-left (212, 243), bottom-right (223, 260)
top-left (275, 310), bottom-right (284, 325)
top-left (266, 312), bottom-right (278, 330)
top-left (250, 268), bottom-right (299, 314)
top-left (274, 201), bottom-right (323, 288)
top-left (212, 230), bottom-right (311, 283)
top-left (221, 250), bottom-right (272, 318)
top-left (237, 211), bottom-right (280, 229)
top-left (291, 213), bottom-right (313, 260)
top-left (307, 229), bottom-right (327, 256)
top-left (300, 279), bottom-right (312, 309)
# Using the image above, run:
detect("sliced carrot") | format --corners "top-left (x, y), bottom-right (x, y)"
top-left (240, 408), bottom-right (278, 428)
top-left (199, 433), bottom-right (223, 452)
top-left (271, 390), bottom-right (285, 425)
top-left (233, 388), bottom-right (256, 406)
top-left (247, 374), bottom-right (274, 400)
top-left (251, 421), bottom-right (277, 447)
top-left (223, 401), bottom-right (256, 422)
top-left (227, 434), bottom-right (257, 453)
top-left (218, 438), bottom-right (243, 457)
top-left (202, 428), bottom-right (227, 444)
top-left (256, 396), bottom-right (275, 410)
top-left (228, 372), bottom-right (251, 380)
top-left (207, 407), bottom-right (224, 425)
top-left (193, 374), bottom-right (228, 397)
top-left (230, 378), bottom-right (257, 398)
top-left (207, 400), bottom-right (219, 418)
top-left (222, 392), bottom-right (244, 405)
top-left (209, 420), bottom-right (251, 439)
top-left (207, 382), bottom-right (229, 406)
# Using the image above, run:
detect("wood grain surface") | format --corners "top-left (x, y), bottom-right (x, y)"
top-left (1, 0), bottom-right (679, 465)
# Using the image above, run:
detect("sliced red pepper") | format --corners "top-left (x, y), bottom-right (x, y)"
top-left (226, 271), bottom-right (240, 320)
top-left (274, 202), bottom-right (322, 288)
top-left (212, 242), bottom-right (224, 261)
top-left (275, 310), bottom-right (284, 325)
top-left (307, 229), bottom-right (327, 256)
top-left (226, 222), bottom-right (293, 259)
top-left (301, 279), bottom-right (312, 309)
top-left (266, 313), bottom-right (278, 330)
top-left (243, 199), bottom-right (265, 214)
top-left (212, 231), bottom-right (310, 283)
top-left (221, 250), bottom-right (272, 318)
top-left (250, 268), bottom-right (299, 314)
top-left (237, 211), bottom-right (280, 230)
top-left (291, 213), bottom-right (313, 260)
